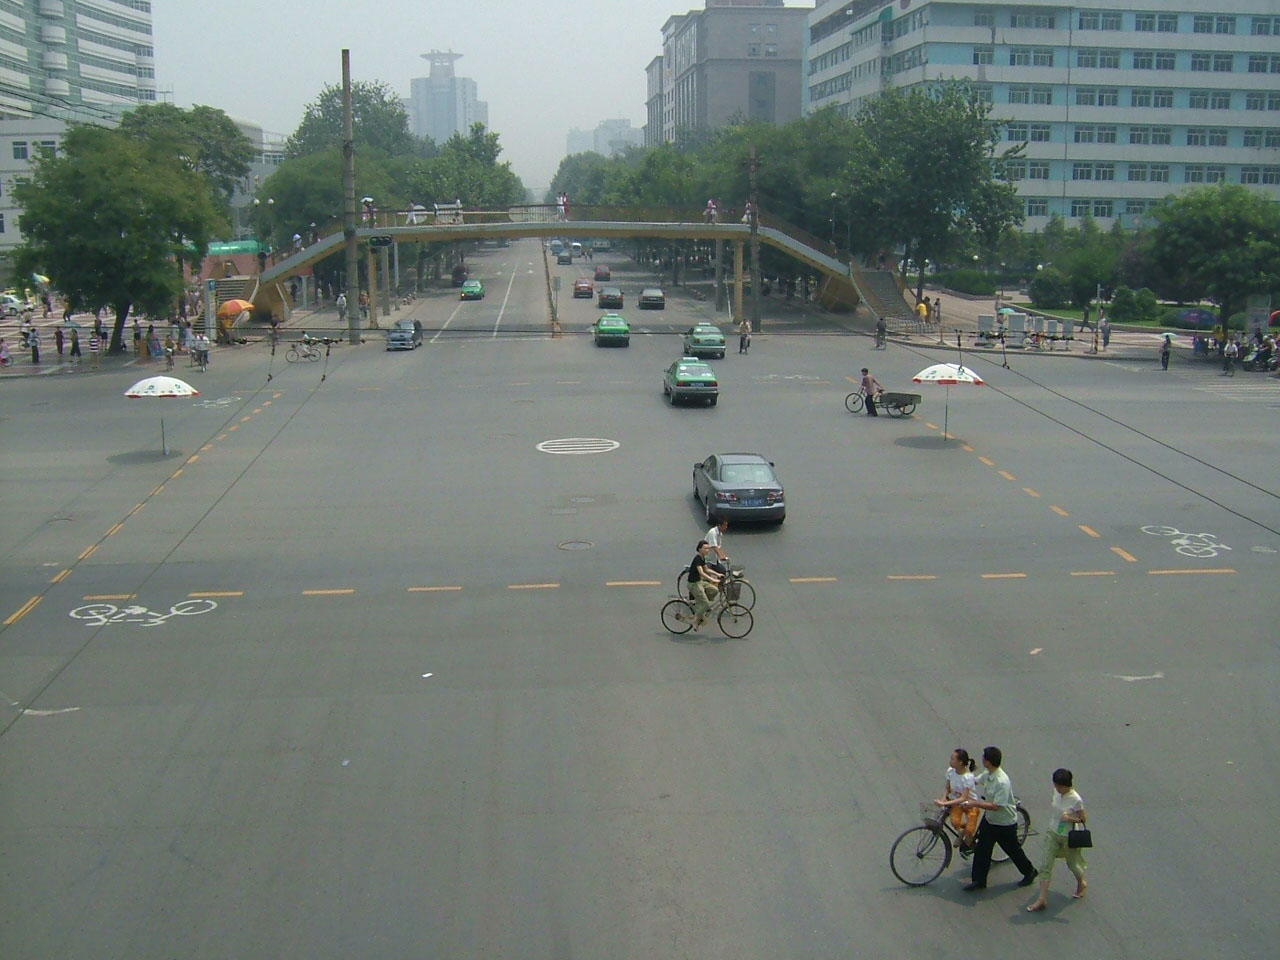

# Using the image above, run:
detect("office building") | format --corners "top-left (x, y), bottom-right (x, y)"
top-left (644, 0), bottom-right (809, 145)
top-left (566, 118), bottom-right (645, 157)
top-left (404, 51), bottom-right (489, 146)
top-left (804, 0), bottom-right (1280, 226)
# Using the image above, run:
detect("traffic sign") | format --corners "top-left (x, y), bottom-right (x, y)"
top-left (368, 236), bottom-right (394, 248)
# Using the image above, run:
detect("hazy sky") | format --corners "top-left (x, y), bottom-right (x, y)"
top-left (152, 1), bottom-right (811, 191)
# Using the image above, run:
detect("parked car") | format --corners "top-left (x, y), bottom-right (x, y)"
top-left (594, 265), bottom-right (612, 282)
top-left (557, 251), bottom-right (573, 265)
top-left (663, 358), bottom-right (718, 406)
top-left (692, 452), bottom-right (785, 523)
top-left (451, 264), bottom-right (469, 286)
top-left (593, 313), bottom-right (630, 346)
top-left (597, 286), bottom-right (624, 309)
top-left (639, 288), bottom-right (666, 310)
top-left (385, 318), bottom-right (424, 350)
top-left (683, 322), bottom-right (726, 358)
top-left (572, 279), bottom-right (594, 298)
top-left (460, 279), bottom-right (485, 300)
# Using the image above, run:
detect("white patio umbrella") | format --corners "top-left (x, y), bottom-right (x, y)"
top-left (124, 375), bottom-right (198, 455)
top-left (911, 363), bottom-right (984, 442)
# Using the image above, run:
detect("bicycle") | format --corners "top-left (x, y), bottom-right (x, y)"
top-left (889, 800), bottom-right (1033, 887)
top-left (845, 387), bottom-right (869, 413)
top-left (676, 558), bottom-right (756, 610)
top-left (286, 340), bottom-right (322, 363)
top-left (661, 568), bottom-right (754, 639)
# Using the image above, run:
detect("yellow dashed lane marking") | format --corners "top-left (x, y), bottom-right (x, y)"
top-left (105, 522), bottom-right (123, 537)
top-left (83, 594), bottom-right (134, 601)
top-left (262, 401), bottom-right (272, 406)
top-left (508, 582), bottom-right (560, 590)
top-left (1022, 487), bottom-right (1040, 498)
top-left (1078, 525), bottom-right (1100, 538)
top-left (1111, 546), bottom-right (1138, 563)
top-left (1049, 505), bottom-right (1069, 517)
top-left (252, 408), bottom-right (262, 414)
top-left (128, 503), bottom-right (144, 516)
top-left (201, 443), bottom-right (213, 452)
top-left (960, 444), bottom-right (974, 452)
top-left (216, 433), bottom-right (227, 440)
top-left (239, 416), bottom-right (251, 422)
top-left (188, 591), bottom-right (243, 598)
top-left (924, 421), bottom-right (939, 430)
top-left (49, 569), bottom-right (70, 584)
top-left (1148, 568), bottom-right (1235, 576)
top-left (981, 573), bottom-right (1028, 580)
top-left (408, 585), bottom-right (463, 593)
top-left (76, 545), bottom-right (97, 561)
top-left (790, 577), bottom-right (837, 583)
top-left (228, 425), bottom-right (238, 431)
top-left (4, 596), bottom-right (41, 625)
top-left (302, 588), bottom-right (355, 596)
top-left (998, 470), bottom-right (1017, 481)
top-left (150, 485), bottom-right (164, 496)
top-left (1071, 570), bottom-right (1115, 577)
top-left (887, 574), bottom-right (938, 581)
top-left (171, 468), bottom-right (183, 477)
top-left (555, 381), bottom-right (581, 385)
top-left (606, 580), bottom-right (662, 587)
top-left (977, 456), bottom-right (995, 466)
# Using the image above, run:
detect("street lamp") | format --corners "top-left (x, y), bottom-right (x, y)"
top-left (829, 191), bottom-right (839, 247)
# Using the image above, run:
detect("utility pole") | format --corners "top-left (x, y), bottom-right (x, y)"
top-left (748, 145), bottom-right (762, 333)
top-left (341, 50), bottom-right (360, 345)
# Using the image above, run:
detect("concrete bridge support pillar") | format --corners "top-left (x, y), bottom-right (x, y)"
top-left (715, 239), bottom-right (727, 313)
top-left (732, 241), bottom-right (744, 325)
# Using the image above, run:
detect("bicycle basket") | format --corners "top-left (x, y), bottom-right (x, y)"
top-left (920, 801), bottom-right (946, 825)
top-left (724, 580), bottom-right (741, 603)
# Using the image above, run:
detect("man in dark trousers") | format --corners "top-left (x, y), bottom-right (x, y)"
top-left (962, 746), bottom-right (1038, 891)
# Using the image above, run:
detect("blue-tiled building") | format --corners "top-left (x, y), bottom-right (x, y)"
top-left (805, 1), bottom-right (1280, 226)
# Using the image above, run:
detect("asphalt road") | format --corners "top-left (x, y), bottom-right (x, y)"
top-left (2, 240), bottom-right (1278, 959)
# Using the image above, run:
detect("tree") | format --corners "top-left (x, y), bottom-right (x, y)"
top-left (286, 81), bottom-right (425, 159)
top-left (119, 103), bottom-right (255, 213)
top-left (13, 126), bottom-right (223, 353)
top-left (406, 124), bottom-right (525, 209)
top-left (1149, 184), bottom-right (1280, 326)
top-left (842, 82), bottom-right (1023, 298)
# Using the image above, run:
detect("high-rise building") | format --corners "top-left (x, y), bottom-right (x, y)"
top-left (0, 0), bottom-right (157, 251)
top-left (567, 119), bottom-right (645, 157)
top-left (404, 51), bottom-right (489, 146)
top-left (804, 1), bottom-right (1280, 226)
top-left (644, 0), bottom-right (809, 145)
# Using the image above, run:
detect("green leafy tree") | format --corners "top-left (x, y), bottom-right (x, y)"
top-left (407, 124), bottom-right (524, 208)
top-left (1149, 184), bottom-right (1280, 325)
top-left (119, 103), bottom-right (254, 213)
top-left (14, 126), bottom-right (223, 352)
top-left (1028, 266), bottom-right (1071, 309)
top-left (286, 81), bottom-right (425, 159)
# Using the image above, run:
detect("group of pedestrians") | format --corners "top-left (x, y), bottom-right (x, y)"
top-left (938, 745), bottom-right (1087, 909)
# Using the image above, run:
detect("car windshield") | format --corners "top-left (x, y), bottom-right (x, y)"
top-left (720, 464), bottom-right (775, 484)
top-left (392, 322), bottom-right (413, 332)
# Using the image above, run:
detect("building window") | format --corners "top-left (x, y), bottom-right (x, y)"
top-left (1010, 47), bottom-right (1030, 66)
top-left (1127, 200), bottom-right (1151, 215)
top-left (1073, 162), bottom-right (1095, 180)
top-left (1077, 88), bottom-right (1097, 107)
top-left (1027, 198), bottom-right (1048, 217)
top-left (1190, 53), bottom-right (1211, 72)
top-left (1131, 89), bottom-right (1152, 107)
top-left (1185, 165), bottom-right (1205, 183)
top-left (974, 46), bottom-right (994, 65)
top-left (1189, 91), bottom-right (1209, 110)
top-left (1011, 11), bottom-right (1055, 29)
top-left (764, 44), bottom-right (777, 57)
top-left (1187, 128), bottom-right (1208, 147)
top-left (1030, 123), bottom-right (1051, 142)
top-left (1094, 200), bottom-right (1114, 217)
top-left (1032, 86), bottom-right (1052, 105)
top-left (1133, 51), bottom-right (1153, 70)
top-left (1151, 127), bottom-right (1172, 145)
top-left (1029, 161), bottom-right (1050, 180)
top-left (1009, 86), bottom-right (1030, 104)
top-left (1208, 128), bottom-right (1228, 147)
top-left (1075, 124), bottom-right (1096, 143)
top-left (1096, 162), bottom-right (1115, 181)
top-left (1158, 14), bottom-right (1178, 33)
top-left (1077, 49), bottom-right (1098, 69)
top-left (1130, 126), bottom-right (1151, 145)
top-left (1098, 88), bottom-right (1118, 106)
top-left (1097, 50), bottom-right (1121, 69)
top-left (1248, 55), bottom-right (1268, 73)
top-left (1097, 125), bottom-right (1117, 144)
top-left (974, 84), bottom-right (993, 104)
top-left (1129, 163), bottom-right (1149, 181)
top-left (748, 43), bottom-right (761, 57)
top-left (1246, 92), bottom-right (1265, 110)
top-left (12, 141), bottom-right (27, 160)
top-left (1071, 199), bottom-right (1092, 217)
top-left (1135, 13), bottom-right (1155, 32)
top-left (1243, 129), bottom-right (1263, 147)
top-left (1078, 12), bottom-right (1099, 30)
top-left (1210, 91), bottom-right (1231, 110)
top-left (0, 213), bottom-right (5, 233)
top-left (1155, 52), bottom-right (1175, 70)
top-left (1268, 131), bottom-right (1280, 148)
top-left (1006, 160), bottom-right (1027, 180)
top-left (1213, 54), bottom-right (1233, 72)
top-left (1006, 122), bottom-right (1029, 141)
top-left (1263, 167), bottom-right (1280, 185)
top-left (1151, 164), bottom-right (1169, 182)
top-left (1251, 16), bottom-right (1280, 35)
top-left (1270, 93), bottom-right (1280, 111)
top-left (1215, 15), bottom-right (1236, 34)
top-left (1033, 47), bottom-right (1054, 66)
top-left (1240, 166), bottom-right (1260, 184)
top-left (1153, 89), bottom-right (1173, 108)
top-left (974, 11), bottom-right (994, 28)
top-left (1193, 15), bottom-right (1214, 33)
top-left (1205, 165), bottom-right (1226, 184)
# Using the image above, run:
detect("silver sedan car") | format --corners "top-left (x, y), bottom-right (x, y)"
top-left (692, 452), bottom-right (785, 524)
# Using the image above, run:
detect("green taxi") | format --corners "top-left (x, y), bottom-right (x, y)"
top-left (682, 322), bottom-right (726, 359)
top-left (593, 312), bottom-right (630, 347)
top-left (663, 357), bottom-right (719, 406)
top-left (460, 279), bottom-right (485, 300)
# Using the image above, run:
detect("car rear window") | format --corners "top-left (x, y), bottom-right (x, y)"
top-left (720, 465), bottom-right (774, 483)
top-left (677, 364), bottom-right (709, 377)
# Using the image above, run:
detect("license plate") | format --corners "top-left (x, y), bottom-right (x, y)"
top-left (741, 498), bottom-right (764, 507)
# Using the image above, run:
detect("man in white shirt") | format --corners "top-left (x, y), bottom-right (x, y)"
top-left (705, 517), bottom-right (729, 572)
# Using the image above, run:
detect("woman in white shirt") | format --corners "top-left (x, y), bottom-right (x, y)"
top-left (935, 748), bottom-right (979, 849)
top-left (1026, 768), bottom-right (1087, 912)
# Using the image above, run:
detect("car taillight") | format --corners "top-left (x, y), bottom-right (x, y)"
top-left (767, 490), bottom-right (783, 502)
top-left (708, 381), bottom-right (717, 387)
top-left (676, 380), bottom-right (690, 387)
top-left (715, 491), bottom-right (738, 502)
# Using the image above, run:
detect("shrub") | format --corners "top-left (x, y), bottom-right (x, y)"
top-left (1028, 266), bottom-right (1071, 309)
top-left (935, 268), bottom-right (995, 296)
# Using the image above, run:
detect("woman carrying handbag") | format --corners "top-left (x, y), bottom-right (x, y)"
top-left (1026, 768), bottom-right (1089, 912)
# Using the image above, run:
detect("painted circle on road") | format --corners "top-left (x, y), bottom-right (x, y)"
top-left (558, 540), bottom-right (594, 551)
top-left (536, 437), bottom-right (619, 455)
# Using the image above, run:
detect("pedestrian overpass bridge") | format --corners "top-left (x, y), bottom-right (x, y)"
top-left (245, 205), bottom-right (915, 330)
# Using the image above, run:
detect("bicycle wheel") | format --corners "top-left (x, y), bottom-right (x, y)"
top-left (286, 348), bottom-right (300, 363)
top-left (661, 598), bottom-right (695, 634)
top-left (730, 580), bottom-right (756, 610)
top-left (308, 348), bottom-right (321, 362)
top-left (992, 807), bottom-right (1032, 863)
top-left (890, 825), bottom-right (951, 886)
top-left (717, 602), bottom-right (753, 638)
top-left (898, 402), bottom-right (917, 416)
top-left (1140, 525), bottom-right (1179, 537)
top-left (845, 391), bottom-right (864, 413)
top-left (886, 401), bottom-right (906, 418)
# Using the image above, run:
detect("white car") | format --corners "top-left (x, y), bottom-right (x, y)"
top-left (1, 293), bottom-right (30, 316)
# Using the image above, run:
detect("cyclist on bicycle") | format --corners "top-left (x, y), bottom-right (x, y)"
top-left (704, 517), bottom-right (729, 574)
top-left (687, 540), bottom-right (722, 629)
